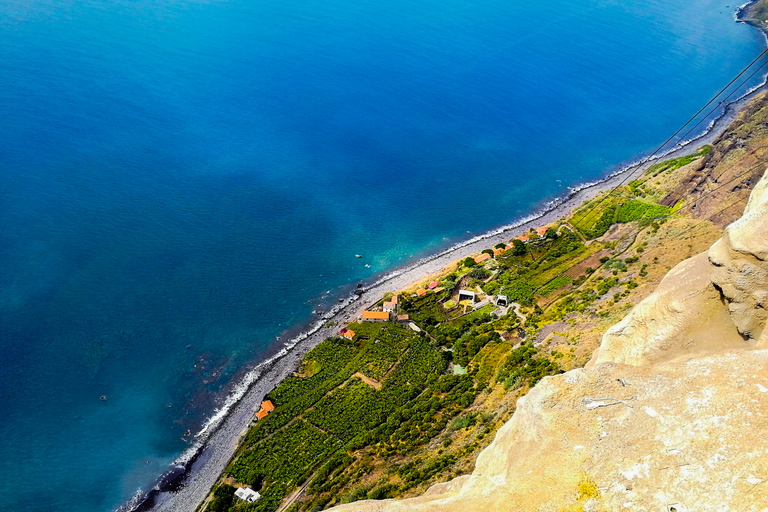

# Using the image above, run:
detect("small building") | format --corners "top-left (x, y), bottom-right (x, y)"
top-left (433, 287), bottom-right (445, 293)
top-left (383, 301), bottom-right (396, 313)
top-left (458, 290), bottom-right (476, 303)
top-left (496, 295), bottom-right (508, 307)
top-left (397, 314), bottom-right (409, 322)
top-left (391, 295), bottom-right (398, 304)
top-left (234, 487), bottom-right (261, 503)
top-left (474, 253), bottom-right (491, 264)
top-left (255, 400), bottom-right (275, 420)
top-left (428, 281), bottom-right (438, 289)
top-left (362, 311), bottom-right (389, 322)
top-left (341, 329), bottom-right (355, 339)
top-left (416, 288), bottom-right (427, 296)
top-left (408, 322), bottom-right (422, 333)
top-left (537, 226), bottom-right (548, 236)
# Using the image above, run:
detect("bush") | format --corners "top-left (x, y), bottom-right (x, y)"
top-left (469, 267), bottom-right (491, 280)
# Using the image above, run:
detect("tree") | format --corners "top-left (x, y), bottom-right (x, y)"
top-left (461, 257), bottom-right (476, 268)
top-left (511, 239), bottom-right (527, 256)
top-left (494, 243), bottom-right (507, 250)
top-left (481, 249), bottom-right (494, 257)
top-left (545, 227), bottom-right (559, 239)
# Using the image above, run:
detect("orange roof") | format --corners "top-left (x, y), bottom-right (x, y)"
top-left (515, 235), bottom-right (529, 241)
top-left (255, 409), bottom-right (269, 420)
top-left (537, 226), bottom-right (548, 236)
top-left (416, 288), bottom-right (426, 296)
top-left (261, 400), bottom-right (275, 412)
top-left (474, 253), bottom-right (491, 263)
top-left (433, 287), bottom-right (445, 293)
top-left (391, 295), bottom-right (398, 304)
top-left (493, 248), bottom-right (505, 256)
top-left (362, 311), bottom-right (389, 320)
top-left (397, 314), bottom-right (409, 321)
top-left (341, 329), bottom-right (355, 339)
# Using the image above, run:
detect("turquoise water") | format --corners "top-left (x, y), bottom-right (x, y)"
top-left (0, 0), bottom-right (764, 510)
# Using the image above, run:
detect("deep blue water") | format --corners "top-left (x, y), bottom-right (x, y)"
top-left (0, 0), bottom-right (764, 510)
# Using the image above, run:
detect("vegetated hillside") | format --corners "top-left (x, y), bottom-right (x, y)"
top-left (202, 94), bottom-right (768, 512)
top-left (325, 130), bottom-right (768, 511)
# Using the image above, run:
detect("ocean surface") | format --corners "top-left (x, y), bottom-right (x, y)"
top-left (0, 0), bottom-right (764, 510)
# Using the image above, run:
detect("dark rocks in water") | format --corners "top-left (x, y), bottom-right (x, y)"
top-left (354, 289), bottom-right (364, 295)
top-left (357, 283), bottom-right (363, 288)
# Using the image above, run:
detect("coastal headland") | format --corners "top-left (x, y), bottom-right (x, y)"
top-left (135, 80), bottom-right (768, 512)
top-left (127, 5), bottom-right (768, 509)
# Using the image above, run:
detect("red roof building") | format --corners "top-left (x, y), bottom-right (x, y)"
top-left (474, 253), bottom-right (491, 263)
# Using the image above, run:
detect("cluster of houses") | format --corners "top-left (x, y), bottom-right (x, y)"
top-left (514, 226), bottom-right (548, 242)
top-left (337, 227), bottom-right (550, 340)
top-left (358, 295), bottom-right (409, 323)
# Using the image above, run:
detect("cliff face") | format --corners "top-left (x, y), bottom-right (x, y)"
top-left (327, 169), bottom-right (768, 512)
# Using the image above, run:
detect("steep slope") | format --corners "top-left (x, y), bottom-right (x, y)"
top-left (326, 169), bottom-right (768, 512)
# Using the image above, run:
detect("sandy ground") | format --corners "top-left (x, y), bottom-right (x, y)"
top-left (144, 86), bottom-right (759, 512)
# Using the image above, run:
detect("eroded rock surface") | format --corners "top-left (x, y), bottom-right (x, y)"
top-left (326, 170), bottom-right (768, 512)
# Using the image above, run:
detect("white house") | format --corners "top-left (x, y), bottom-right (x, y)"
top-left (458, 290), bottom-right (476, 303)
top-left (383, 301), bottom-right (396, 313)
top-left (234, 487), bottom-right (261, 503)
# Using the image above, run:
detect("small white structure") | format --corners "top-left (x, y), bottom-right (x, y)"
top-left (458, 290), bottom-right (476, 303)
top-left (383, 301), bottom-right (396, 313)
top-left (408, 322), bottom-right (422, 333)
top-left (496, 294), bottom-right (508, 307)
top-left (234, 487), bottom-right (261, 503)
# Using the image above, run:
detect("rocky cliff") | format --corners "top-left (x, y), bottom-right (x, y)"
top-left (327, 169), bottom-right (768, 512)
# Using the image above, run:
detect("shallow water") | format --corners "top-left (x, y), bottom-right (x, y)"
top-left (0, 0), bottom-right (764, 510)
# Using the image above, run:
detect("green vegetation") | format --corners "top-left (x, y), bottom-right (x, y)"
top-left (570, 194), bottom-right (671, 239)
top-left (207, 162), bottom-right (696, 511)
top-left (645, 145), bottom-right (711, 177)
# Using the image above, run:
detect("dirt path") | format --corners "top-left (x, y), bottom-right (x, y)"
top-left (352, 371), bottom-right (382, 390)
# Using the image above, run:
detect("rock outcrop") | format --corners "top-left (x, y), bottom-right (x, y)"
top-left (327, 169), bottom-right (768, 512)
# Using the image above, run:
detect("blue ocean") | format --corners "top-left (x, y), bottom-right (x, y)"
top-left (0, 0), bottom-right (764, 510)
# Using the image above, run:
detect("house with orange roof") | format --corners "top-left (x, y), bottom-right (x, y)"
top-left (416, 288), bottom-right (427, 296)
top-left (537, 226), bottom-right (548, 236)
top-left (391, 295), bottom-right (398, 304)
top-left (383, 301), bottom-right (396, 313)
top-left (397, 314), bottom-right (409, 322)
top-left (433, 287), bottom-right (445, 293)
top-left (341, 329), bottom-right (355, 339)
top-left (474, 253), bottom-right (491, 264)
top-left (362, 310), bottom-right (389, 322)
top-left (255, 400), bottom-right (275, 420)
